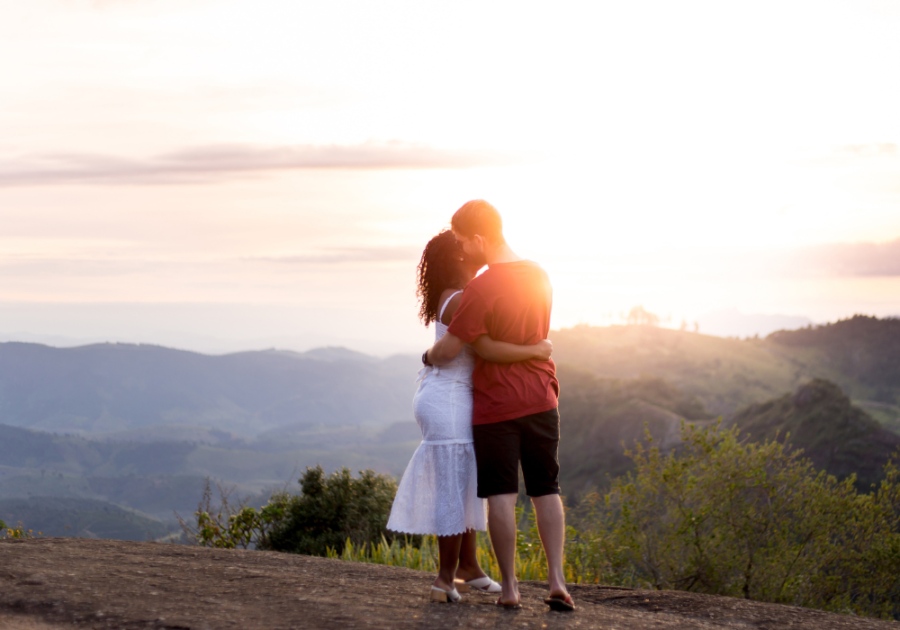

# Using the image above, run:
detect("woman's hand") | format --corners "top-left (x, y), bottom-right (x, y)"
top-left (533, 339), bottom-right (553, 361)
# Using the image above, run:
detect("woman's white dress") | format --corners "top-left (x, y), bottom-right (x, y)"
top-left (386, 292), bottom-right (487, 536)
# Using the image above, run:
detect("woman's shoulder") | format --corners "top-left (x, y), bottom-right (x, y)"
top-left (439, 288), bottom-right (465, 325)
top-left (439, 287), bottom-right (463, 301)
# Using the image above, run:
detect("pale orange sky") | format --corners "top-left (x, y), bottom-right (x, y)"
top-left (1, 0), bottom-right (899, 354)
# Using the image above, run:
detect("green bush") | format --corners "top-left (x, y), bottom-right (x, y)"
top-left (177, 479), bottom-right (290, 549)
top-left (261, 466), bottom-right (400, 556)
top-left (576, 421), bottom-right (900, 619)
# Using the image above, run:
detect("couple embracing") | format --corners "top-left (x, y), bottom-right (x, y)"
top-left (386, 200), bottom-right (574, 612)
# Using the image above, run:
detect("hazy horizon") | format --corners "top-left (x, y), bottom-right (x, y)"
top-left (0, 304), bottom-right (883, 357)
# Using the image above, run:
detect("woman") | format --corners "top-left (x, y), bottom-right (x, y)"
top-left (386, 230), bottom-right (551, 603)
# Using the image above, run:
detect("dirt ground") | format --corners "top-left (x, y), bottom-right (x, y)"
top-left (0, 538), bottom-right (895, 630)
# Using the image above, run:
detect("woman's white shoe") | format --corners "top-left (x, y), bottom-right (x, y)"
top-left (430, 586), bottom-right (462, 603)
top-left (459, 576), bottom-right (502, 593)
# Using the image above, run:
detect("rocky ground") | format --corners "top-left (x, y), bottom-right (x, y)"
top-left (0, 538), bottom-right (895, 630)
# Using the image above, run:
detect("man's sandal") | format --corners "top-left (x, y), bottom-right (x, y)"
top-left (431, 586), bottom-right (461, 603)
top-left (544, 594), bottom-right (575, 611)
top-left (456, 577), bottom-right (502, 593)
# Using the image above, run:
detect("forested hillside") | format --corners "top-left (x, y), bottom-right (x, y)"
top-left (550, 315), bottom-right (900, 414)
top-left (727, 379), bottom-right (900, 490)
top-left (550, 316), bottom-right (900, 496)
top-left (768, 315), bottom-right (900, 404)
top-left (555, 366), bottom-right (715, 494)
top-left (556, 373), bottom-right (898, 496)
top-left (0, 342), bottom-right (420, 435)
top-left (0, 497), bottom-right (169, 540)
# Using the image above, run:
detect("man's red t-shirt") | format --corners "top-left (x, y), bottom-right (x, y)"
top-left (447, 260), bottom-right (559, 425)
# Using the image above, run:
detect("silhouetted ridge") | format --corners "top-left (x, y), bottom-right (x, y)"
top-left (729, 378), bottom-right (900, 489)
top-left (768, 315), bottom-right (900, 403)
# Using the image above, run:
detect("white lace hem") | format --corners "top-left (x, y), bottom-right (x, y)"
top-left (386, 442), bottom-right (486, 537)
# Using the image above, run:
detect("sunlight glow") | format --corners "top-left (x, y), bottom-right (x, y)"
top-left (1, 0), bottom-right (899, 352)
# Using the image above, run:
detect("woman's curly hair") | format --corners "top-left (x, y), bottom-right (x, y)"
top-left (416, 230), bottom-right (469, 326)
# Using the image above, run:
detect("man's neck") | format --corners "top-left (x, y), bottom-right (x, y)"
top-left (485, 243), bottom-right (523, 266)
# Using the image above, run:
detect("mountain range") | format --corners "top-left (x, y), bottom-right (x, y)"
top-left (0, 343), bottom-right (420, 435)
top-left (1, 315), bottom-right (898, 540)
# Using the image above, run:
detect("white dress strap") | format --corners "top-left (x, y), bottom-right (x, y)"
top-left (439, 290), bottom-right (464, 323)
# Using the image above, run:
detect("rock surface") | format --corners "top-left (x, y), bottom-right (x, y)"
top-left (0, 538), bottom-right (894, 630)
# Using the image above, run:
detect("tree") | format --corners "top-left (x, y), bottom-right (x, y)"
top-left (626, 306), bottom-right (660, 326)
top-left (263, 466), bottom-right (400, 556)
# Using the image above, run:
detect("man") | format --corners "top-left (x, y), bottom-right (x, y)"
top-left (424, 199), bottom-right (573, 611)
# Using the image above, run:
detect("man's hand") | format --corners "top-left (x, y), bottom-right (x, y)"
top-left (534, 339), bottom-right (553, 361)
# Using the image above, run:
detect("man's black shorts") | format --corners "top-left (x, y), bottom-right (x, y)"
top-left (472, 407), bottom-right (560, 498)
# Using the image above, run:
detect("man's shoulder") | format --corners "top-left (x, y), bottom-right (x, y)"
top-left (497, 260), bottom-right (549, 285)
top-left (469, 261), bottom-right (546, 289)
top-left (463, 268), bottom-right (498, 293)
top-left (481, 259), bottom-right (545, 277)
top-left (521, 260), bottom-right (549, 279)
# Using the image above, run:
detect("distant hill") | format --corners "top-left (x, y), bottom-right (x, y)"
top-left (550, 316), bottom-right (900, 416)
top-left (556, 365), bottom-right (716, 495)
top-left (4, 318), bottom-right (897, 438)
top-left (727, 379), bottom-right (900, 490)
top-left (556, 373), bottom-right (900, 498)
top-left (551, 324), bottom-right (830, 416)
top-left (0, 496), bottom-right (170, 540)
top-left (768, 315), bottom-right (900, 404)
top-left (0, 342), bottom-right (420, 435)
top-left (0, 423), bottom-right (198, 477)
top-left (0, 421), bottom-right (422, 519)
top-left (0, 467), bottom-right (210, 521)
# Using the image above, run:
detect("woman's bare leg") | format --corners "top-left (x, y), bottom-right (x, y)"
top-left (455, 530), bottom-right (488, 582)
top-left (434, 534), bottom-right (463, 592)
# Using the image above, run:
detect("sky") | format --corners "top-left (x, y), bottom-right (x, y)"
top-left (1, 0), bottom-right (899, 355)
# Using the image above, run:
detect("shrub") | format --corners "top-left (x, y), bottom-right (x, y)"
top-left (261, 466), bottom-right (400, 556)
top-left (576, 421), bottom-right (900, 619)
top-left (177, 479), bottom-right (290, 550)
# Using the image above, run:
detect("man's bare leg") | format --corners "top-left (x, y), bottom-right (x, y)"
top-left (434, 534), bottom-right (463, 593)
top-left (455, 530), bottom-right (488, 583)
top-left (487, 493), bottom-right (520, 605)
top-left (531, 493), bottom-right (570, 599)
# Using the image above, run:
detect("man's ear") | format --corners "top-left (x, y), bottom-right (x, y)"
top-left (472, 234), bottom-right (486, 253)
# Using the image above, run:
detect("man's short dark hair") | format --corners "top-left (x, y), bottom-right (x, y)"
top-left (451, 199), bottom-right (505, 244)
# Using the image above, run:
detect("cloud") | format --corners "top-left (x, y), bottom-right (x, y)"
top-left (834, 143), bottom-right (899, 157)
top-left (0, 141), bottom-right (513, 187)
top-left (796, 143), bottom-right (900, 196)
top-left (244, 246), bottom-right (422, 266)
top-left (791, 239), bottom-right (900, 277)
